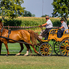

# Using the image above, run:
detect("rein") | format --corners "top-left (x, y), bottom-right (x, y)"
top-left (4, 26), bottom-right (40, 29)
top-left (0, 35), bottom-right (29, 44)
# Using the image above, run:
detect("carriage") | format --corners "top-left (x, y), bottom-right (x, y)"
top-left (39, 29), bottom-right (69, 56)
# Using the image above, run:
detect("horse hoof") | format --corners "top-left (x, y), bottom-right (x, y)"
top-left (24, 55), bottom-right (27, 56)
top-left (24, 55), bottom-right (28, 56)
top-left (5, 54), bottom-right (8, 56)
top-left (15, 53), bottom-right (20, 56)
top-left (37, 52), bottom-right (39, 55)
top-left (24, 55), bottom-right (26, 56)
top-left (30, 54), bottom-right (32, 56)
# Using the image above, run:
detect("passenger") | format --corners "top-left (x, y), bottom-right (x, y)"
top-left (39, 16), bottom-right (53, 40)
top-left (57, 18), bottom-right (68, 38)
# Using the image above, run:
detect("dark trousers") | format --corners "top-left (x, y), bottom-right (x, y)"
top-left (42, 28), bottom-right (52, 40)
top-left (57, 30), bottom-right (64, 38)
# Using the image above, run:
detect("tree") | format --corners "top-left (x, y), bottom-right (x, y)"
top-left (41, 14), bottom-right (49, 17)
top-left (32, 14), bottom-right (35, 17)
top-left (0, 11), bottom-right (1, 16)
top-left (52, 0), bottom-right (69, 23)
top-left (0, 0), bottom-right (25, 23)
top-left (23, 10), bottom-right (35, 17)
top-left (24, 10), bottom-right (31, 17)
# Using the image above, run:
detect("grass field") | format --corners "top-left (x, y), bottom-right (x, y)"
top-left (0, 43), bottom-right (69, 69)
top-left (0, 54), bottom-right (69, 69)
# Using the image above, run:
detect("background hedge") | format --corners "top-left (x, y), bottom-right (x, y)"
top-left (0, 17), bottom-right (69, 27)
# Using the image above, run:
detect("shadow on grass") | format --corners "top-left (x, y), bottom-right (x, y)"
top-left (0, 54), bottom-right (62, 56)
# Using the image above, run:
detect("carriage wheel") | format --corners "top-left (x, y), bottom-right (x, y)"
top-left (59, 39), bottom-right (69, 56)
top-left (39, 43), bottom-right (53, 56)
top-left (54, 42), bottom-right (61, 55)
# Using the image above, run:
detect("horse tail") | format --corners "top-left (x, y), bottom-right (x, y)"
top-left (33, 32), bottom-right (42, 43)
top-left (27, 30), bottom-right (42, 45)
top-left (27, 30), bottom-right (37, 45)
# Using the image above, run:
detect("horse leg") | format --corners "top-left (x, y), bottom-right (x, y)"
top-left (24, 41), bottom-right (39, 55)
top-left (31, 45), bottom-right (39, 54)
top-left (28, 42), bottom-right (39, 54)
top-left (0, 42), bottom-right (2, 54)
top-left (15, 43), bottom-right (24, 56)
top-left (4, 42), bottom-right (9, 56)
top-left (24, 44), bottom-right (32, 56)
top-left (29, 45), bottom-right (32, 56)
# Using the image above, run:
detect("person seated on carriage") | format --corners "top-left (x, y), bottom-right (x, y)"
top-left (57, 18), bottom-right (68, 38)
top-left (39, 16), bottom-right (53, 40)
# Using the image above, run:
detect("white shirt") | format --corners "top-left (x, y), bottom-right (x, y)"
top-left (46, 19), bottom-right (53, 28)
top-left (61, 22), bottom-right (68, 31)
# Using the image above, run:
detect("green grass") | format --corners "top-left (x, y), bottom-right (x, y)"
top-left (0, 42), bottom-right (69, 69)
top-left (0, 56), bottom-right (69, 69)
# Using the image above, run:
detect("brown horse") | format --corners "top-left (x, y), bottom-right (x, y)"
top-left (0, 21), bottom-right (39, 56)
top-left (15, 30), bottom-right (42, 56)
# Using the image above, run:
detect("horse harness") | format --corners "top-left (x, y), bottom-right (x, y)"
top-left (1, 27), bottom-right (11, 38)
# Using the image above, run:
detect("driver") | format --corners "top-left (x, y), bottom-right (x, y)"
top-left (39, 16), bottom-right (53, 40)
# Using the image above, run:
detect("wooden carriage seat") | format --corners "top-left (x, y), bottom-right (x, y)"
top-left (49, 29), bottom-right (58, 35)
top-left (63, 29), bottom-right (69, 34)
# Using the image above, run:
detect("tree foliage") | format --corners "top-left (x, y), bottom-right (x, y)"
top-left (0, 0), bottom-right (25, 20)
top-left (23, 10), bottom-right (35, 17)
top-left (41, 14), bottom-right (49, 17)
top-left (23, 10), bottom-right (32, 17)
top-left (52, 0), bottom-right (69, 22)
